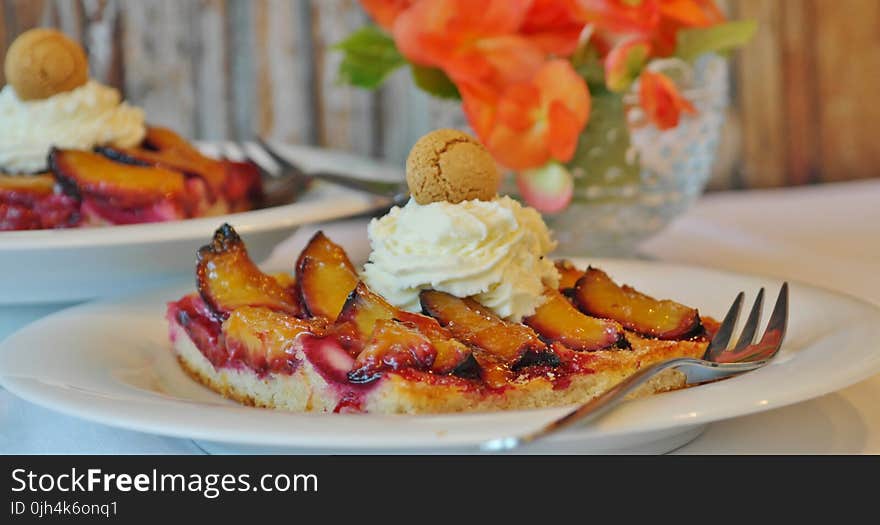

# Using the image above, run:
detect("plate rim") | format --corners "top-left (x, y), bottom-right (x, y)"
top-left (2, 258), bottom-right (880, 450)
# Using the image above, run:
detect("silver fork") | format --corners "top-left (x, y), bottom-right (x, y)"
top-left (245, 138), bottom-right (410, 207)
top-left (480, 283), bottom-right (789, 452)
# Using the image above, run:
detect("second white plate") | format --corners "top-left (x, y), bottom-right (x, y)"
top-left (0, 143), bottom-right (396, 305)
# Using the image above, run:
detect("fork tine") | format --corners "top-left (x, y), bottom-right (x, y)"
top-left (221, 142), bottom-right (245, 162)
top-left (752, 282), bottom-right (788, 360)
top-left (243, 151), bottom-right (274, 179)
top-left (255, 137), bottom-right (305, 177)
top-left (731, 288), bottom-right (764, 352)
top-left (715, 283), bottom-right (788, 363)
top-left (237, 143), bottom-right (276, 179)
top-left (703, 291), bottom-right (744, 361)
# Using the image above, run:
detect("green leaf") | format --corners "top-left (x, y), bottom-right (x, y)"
top-left (675, 20), bottom-right (758, 62)
top-left (410, 65), bottom-right (461, 100)
top-left (334, 26), bottom-right (405, 89)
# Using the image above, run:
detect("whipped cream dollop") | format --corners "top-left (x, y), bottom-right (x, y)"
top-left (362, 195), bottom-right (560, 322)
top-left (0, 80), bottom-right (146, 173)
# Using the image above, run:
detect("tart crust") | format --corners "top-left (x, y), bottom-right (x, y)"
top-left (169, 319), bottom-right (706, 414)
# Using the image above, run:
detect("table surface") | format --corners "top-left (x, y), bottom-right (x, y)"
top-left (2, 179), bottom-right (879, 454)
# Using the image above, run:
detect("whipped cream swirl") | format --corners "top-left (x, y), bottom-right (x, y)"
top-left (0, 80), bottom-right (145, 173)
top-left (362, 196), bottom-right (560, 321)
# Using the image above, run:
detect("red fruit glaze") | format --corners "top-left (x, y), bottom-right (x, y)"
top-left (167, 295), bottom-right (227, 368)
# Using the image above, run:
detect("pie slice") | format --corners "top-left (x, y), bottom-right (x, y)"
top-left (167, 225), bottom-right (715, 414)
top-left (1, 126), bottom-right (263, 231)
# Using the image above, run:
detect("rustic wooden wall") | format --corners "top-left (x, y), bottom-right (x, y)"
top-left (730, 0), bottom-right (880, 188)
top-left (1, 0), bottom-right (877, 188)
top-left (0, 0), bottom-right (467, 166)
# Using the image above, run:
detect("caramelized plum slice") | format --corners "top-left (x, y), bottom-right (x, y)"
top-left (270, 272), bottom-right (297, 292)
top-left (524, 290), bottom-right (626, 351)
top-left (50, 149), bottom-right (185, 205)
top-left (336, 283), bottom-right (473, 373)
top-left (395, 311), bottom-right (473, 374)
top-left (348, 319), bottom-right (436, 383)
top-left (296, 231), bottom-right (359, 320)
top-left (112, 127), bottom-right (262, 207)
top-left (419, 290), bottom-right (556, 368)
top-left (144, 126), bottom-right (205, 154)
top-left (223, 306), bottom-right (323, 373)
top-left (336, 282), bottom-right (397, 342)
top-left (555, 259), bottom-right (584, 292)
top-left (0, 173), bottom-right (55, 196)
top-left (197, 224), bottom-right (302, 318)
top-left (97, 145), bottom-right (226, 195)
top-left (573, 267), bottom-right (702, 340)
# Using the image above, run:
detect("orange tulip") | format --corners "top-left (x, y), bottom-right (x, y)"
top-left (652, 0), bottom-right (725, 55)
top-left (392, 0), bottom-right (544, 89)
top-left (521, 0), bottom-right (586, 56)
top-left (638, 70), bottom-right (696, 130)
top-left (359, 0), bottom-right (417, 31)
top-left (462, 59), bottom-right (591, 170)
top-left (568, 0), bottom-right (725, 56)
top-left (660, 0), bottom-right (724, 27)
top-left (567, 0), bottom-right (660, 34)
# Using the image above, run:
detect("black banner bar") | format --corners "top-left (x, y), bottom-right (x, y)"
top-left (1, 455), bottom-right (874, 522)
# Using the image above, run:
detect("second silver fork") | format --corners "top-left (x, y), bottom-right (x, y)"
top-left (247, 138), bottom-right (409, 207)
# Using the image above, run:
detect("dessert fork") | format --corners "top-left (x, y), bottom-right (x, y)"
top-left (220, 139), bottom-right (409, 208)
top-left (481, 283), bottom-right (789, 452)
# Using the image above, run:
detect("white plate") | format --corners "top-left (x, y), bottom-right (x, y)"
top-left (0, 143), bottom-right (395, 305)
top-left (1, 259), bottom-right (879, 454)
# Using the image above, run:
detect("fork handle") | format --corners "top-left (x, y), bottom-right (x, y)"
top-left (480, 357), bottom-right (763, 452)
top-left (311, 171), bottom-right (409, 203)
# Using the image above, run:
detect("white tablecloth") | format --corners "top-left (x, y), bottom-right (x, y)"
top-left (2, 179), bottom-right (879, 454)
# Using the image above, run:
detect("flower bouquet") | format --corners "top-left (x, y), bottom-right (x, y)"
top-left (336, 0), bottom-right (755, 254)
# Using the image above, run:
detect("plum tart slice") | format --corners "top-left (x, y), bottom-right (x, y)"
top-left (167, 224), bottom-right (716, 414)
top-left (0, 126), bottom-right (262, 231)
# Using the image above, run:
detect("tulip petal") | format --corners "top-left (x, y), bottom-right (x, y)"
top-left (604, 37), bottom-right (651, 92)
top-left (567, 0), bottom-right (661, 34)
top-left (534, 59), bottom-right (591, 129)
top-left (638, 70), bottom-right (696, 130)
top-left (521, 0), bottom-right (586, 56)
top-left (487, 125), bottom-right (552, 171)
top-left (548, 101), bottom-right (582, 162)
top-left (359, 0), bottom-right (415, 31)
top-left (465, 59), bottom-right (591, 170)
top-left (393, 0), bottom-right (541, 88)
top-left (496, 84), bottom-right (541, 132)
